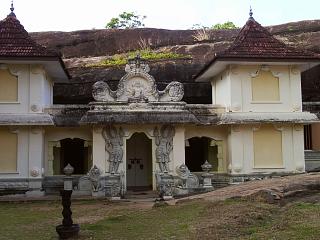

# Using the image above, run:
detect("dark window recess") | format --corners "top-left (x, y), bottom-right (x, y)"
top-left (60, 138), bottom-right (86, 174)
top-left (304, 125), bottom-right (312, 150)
top-left (185, 137), bottom-right (218, 172)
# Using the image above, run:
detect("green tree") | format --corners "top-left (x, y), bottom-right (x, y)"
top-left (212, 21), bottom-right (237, 30)
top-left (106, 12), bottom-right (147, 29)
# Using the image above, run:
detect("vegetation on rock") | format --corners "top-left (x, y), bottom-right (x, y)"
top-left (212, 21), bottom-right (238, 30)
top-left (106, 12), bottom-right (147, 29)
top-left (86, 49), bottom-right (191, 67)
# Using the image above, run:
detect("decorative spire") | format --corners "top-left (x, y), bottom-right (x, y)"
top-left (249, 6), bottom-right (254, 20)
top-left (9, 0), bottom-right (16, 17)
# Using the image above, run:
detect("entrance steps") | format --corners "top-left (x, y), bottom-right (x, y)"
top-left (124, 190), bottom-right (158, 200)
top-left (305, 151), bottom-right (320, 172)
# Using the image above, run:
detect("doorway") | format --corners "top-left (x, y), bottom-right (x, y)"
top-left (59, 138), bottom-right (87, 175)
top-left (126, 133), bottom-right (152, 190)
top-left (185, 137), bottom-right (219, 172)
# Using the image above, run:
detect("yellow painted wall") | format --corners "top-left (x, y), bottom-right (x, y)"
top-left (253, 125), bottom-right (283, 168)
top-left (252, 70), bottom-right (280, 101)
top-left (0, 69), bottom-right (18, 102)
top-left (0, 129), bottom-right (17, 172)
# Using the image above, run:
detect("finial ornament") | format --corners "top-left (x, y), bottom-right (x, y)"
top-left (9, 0), bottom-right (16, 17)
top-left (249, 6), bottom-right (253, 19)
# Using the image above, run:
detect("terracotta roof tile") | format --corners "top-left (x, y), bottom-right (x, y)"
top-left (0, 14), bottom-right (59, 58)
top-left (217, 17), bottom-right (319, 60)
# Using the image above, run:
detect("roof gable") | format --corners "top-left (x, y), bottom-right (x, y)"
top-left (217, 17), bottom-right (319, 60)
top-left (0, 14), bottom-right (58, 58)
top-left (195, 14), bottom-right (320, 81)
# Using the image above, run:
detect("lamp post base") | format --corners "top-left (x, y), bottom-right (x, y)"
top-left (56, 224), bottom-right (80, 239)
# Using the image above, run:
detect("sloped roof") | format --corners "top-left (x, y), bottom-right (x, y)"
top-left (0, 13), bottom-right (58, 58)
top-left (195, 14), bottom-right (320, 80)
top-left (0, 9), bottom-right (70, 80)
top-left (216, 17), bottom-right (319, 60)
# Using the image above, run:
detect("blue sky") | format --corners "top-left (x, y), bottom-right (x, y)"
top-left (0, 0), bottom-right (319, 32)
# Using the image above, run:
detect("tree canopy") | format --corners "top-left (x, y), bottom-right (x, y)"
top-left (212, 21), bottom-right (237, 30)
top-left (106, 12), bottom-right (147, 29)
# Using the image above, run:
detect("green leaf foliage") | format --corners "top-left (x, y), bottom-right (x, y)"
top-left (106, 11), bottom-right (146, 29)
top-left (212, 21), bottom-right (237, 30)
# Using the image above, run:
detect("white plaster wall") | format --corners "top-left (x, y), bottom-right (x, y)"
top-left (172, 126), bottom-right (185, 172)
top-left (0, 64), bottom-right (53, 113)
top-left (92, 127), bottom-right (106, 173)
top-left (231, 65), bottom-right (302, 113)
top-left (28, 128), bottom-right (44, 179)
top-left (228, 124), bottom-right (305, 174)
top-left (211, 70), bottom-right (231, 109)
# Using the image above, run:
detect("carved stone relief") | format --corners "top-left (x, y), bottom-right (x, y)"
top-left (153, 125), bottom-right (175, 173)
top-left (102, 125), bottom-right (125, 174)
top-left (176, 164), bottom-right (199, 188)
top-left (88, 165), bottom-right (102, 191)
top-left (92, 56), bottom-right (184, 103)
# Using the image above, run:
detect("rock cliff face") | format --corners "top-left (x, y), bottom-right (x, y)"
top-left (30, 20), bottom-right (320, 104)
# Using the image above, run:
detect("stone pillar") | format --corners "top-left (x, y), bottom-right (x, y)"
top-left (172, 126), bottom-right (185, 174)
top-left (47, 141), bottom-right (60, 176)
top-left (92, 127), bottom-right (106, 173)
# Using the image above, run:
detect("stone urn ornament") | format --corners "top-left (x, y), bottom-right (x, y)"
top-left (201, 160), bottom-right (212, 173)
top-left (201, 160), bottom-right (213, 188)
top-left (63, 163), bottom-right (74, 176)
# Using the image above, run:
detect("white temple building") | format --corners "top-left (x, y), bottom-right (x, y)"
top-left (0, 6), bottom-right (319, 198)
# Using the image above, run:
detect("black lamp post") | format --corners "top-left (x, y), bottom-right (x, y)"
top-left (56, 164), bottom-right (80, 239)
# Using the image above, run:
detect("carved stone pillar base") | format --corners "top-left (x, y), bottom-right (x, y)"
top-left (104, 174), bottom-right (122, 199)
top-left (157, 173), bottom-right (174, 200)
top-left (56, 224), bottom-right (80, 240)
top-left (202, 173), bottom-right (213, 189)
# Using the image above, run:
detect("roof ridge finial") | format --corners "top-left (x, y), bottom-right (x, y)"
top-left (249, 6), bottom-right (254, 19)
top-left (9, 0), bottom-right (16, 17)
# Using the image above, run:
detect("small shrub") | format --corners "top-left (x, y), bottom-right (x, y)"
top-left (86, 49), bottom-right (191, 67)
top-left (193, 28), bottom-right (211, 41)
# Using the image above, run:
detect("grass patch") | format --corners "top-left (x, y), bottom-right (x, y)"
top-left (86, 49), bottom-right (191, 67)
top-left (242, 201), bottom-right (320, 240)
top-left (82, 201), bottom-right (206, 239)
top-left (1, 196), bottom-right (320, 240)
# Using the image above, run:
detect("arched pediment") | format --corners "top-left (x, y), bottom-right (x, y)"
top-left (92, 56), bottom-right (184, 103)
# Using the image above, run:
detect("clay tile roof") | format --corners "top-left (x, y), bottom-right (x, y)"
top-left (194, 16), bottom-right (320, 80)
top-left (217, 17), bottom-right (319, 60)
top-left (0, 14), bottom-right (59, 58)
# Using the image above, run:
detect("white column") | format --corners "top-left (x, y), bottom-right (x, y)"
top-left (84, 140), bottom-right (93, 170)
top-left (92, 127), bottom-right (106, 173)
top-left (293, 124), bottom-right (305, 172)
top-left (47, 141), bottom-right (60, 176)
top-left (228, 125), bottom-right (244, 174)
top-left (172, 126), bottom-right (185, 174)
top-left (28, 128), bottom-right (44, 177)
